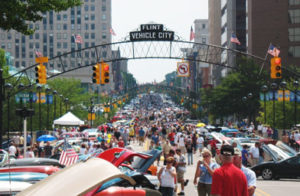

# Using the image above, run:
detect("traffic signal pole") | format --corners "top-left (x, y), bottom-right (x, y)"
top-left (0, 69), bottom-right (3, 148)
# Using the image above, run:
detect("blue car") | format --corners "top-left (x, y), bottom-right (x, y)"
top-left (0, 172), bottom-right (48, 184)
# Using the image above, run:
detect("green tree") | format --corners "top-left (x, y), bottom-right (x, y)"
top-left (0, 0), bottom-right (81, 35)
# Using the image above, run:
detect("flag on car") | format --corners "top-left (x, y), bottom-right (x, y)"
top-left (74, 34), bottom-right (83, 44)
top-left (190, 26), bottom-right (195, 41)
top-left (59, 148), bottom-right (78, 166)
top-left (230, 33), bottom-right (241, 45)
top-left (268, 44), bottom-right (280, 57)
top-left (110, 28), bottom-right (116, 36)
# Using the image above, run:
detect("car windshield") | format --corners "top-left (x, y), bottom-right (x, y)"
top-left (275, 141), bottom-right (297, 156)
top-left (267, 144), bottom-right (291, 161)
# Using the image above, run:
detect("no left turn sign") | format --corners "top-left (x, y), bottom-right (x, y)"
top-left (177, 62), bottom-right (190, 77)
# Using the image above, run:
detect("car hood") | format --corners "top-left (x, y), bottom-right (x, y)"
top-left (17, 158), bottom-right (136, 196)
top-left (131, 149), bottom-right (162, 173)
top-left (5, 158), bottom-right (63, 168)
top-left (97, 147), bottom-right (152, 168)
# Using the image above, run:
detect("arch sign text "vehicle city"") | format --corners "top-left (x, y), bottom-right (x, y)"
top-left (130, 24), bottom-right (174, 41)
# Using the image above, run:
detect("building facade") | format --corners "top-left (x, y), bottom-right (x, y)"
top-left (0, 0), bottom-right (113, 91)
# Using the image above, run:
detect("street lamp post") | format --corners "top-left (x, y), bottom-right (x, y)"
top-left (45, 87), bottom-right (51, 131)
top-left (4, 83), bottom-right (13, 140)
top-left (261, 85), bottom-right (268, 124)
top-left (64, 98), bottom-right (69, 113)
top-left (294, 81), bottom-right (299, 126)
top-left (271, 83), bottom-right (278, 129)
top-left (53, 90), bottom-right (57, 121)
top-left (90, 98), bottom-right (94, 127)
top-left (36, 84), bottom-right (42, 131)
top-left (280, 81), bottom-right (287, 132)
top-left (27, 84), bottom-right (34, 137)
top-left (18, 83), bottom-right (25, 131)
top-left (59, 94), bottom-right (63, 116)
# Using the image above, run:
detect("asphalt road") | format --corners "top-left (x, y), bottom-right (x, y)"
top-left (131, 139), bottom-right (300, 196)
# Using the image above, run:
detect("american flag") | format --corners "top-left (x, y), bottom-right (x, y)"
top-left (35, 50), bottom-right (43, 57)
top-left (230, 33), bottom-right (241, 45)
top-left (74, 34), bottom-right (83, 44)
top-left (109, 28), bottom-right (116, 36)
top-left (59, 148), bottom-right (78, 166)
top-left (190, 26), bottom-right (195, 41)
top-left (268, 44), bottom-right (280, 57)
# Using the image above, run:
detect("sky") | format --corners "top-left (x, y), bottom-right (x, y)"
top-left (112, 0), bottom-right (208, 84)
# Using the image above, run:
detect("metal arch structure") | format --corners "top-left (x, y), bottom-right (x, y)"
top-left (5, 40), bottom-right (266, 83)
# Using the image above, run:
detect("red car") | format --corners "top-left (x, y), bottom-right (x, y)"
top-left (0, 165), bottom-right (60, 175)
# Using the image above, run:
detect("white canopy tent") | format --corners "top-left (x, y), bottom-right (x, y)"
top-left (53, 112), bottom-right (84, 126)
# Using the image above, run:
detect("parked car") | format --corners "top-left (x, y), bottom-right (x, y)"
top-left (0, 181), bottom-right (32, 195)
top-left (0, 165), bottom-right (60, 175)
top-left (251, 143), bottom-right (299, 180)
top-left (0, 172), bottom-right (48, 184)
top-left (82, 128), bottom-right (100, 141)
top-left (0, 149), bottom-right (9, 166)
top-left (17, 158), bottom-right (161, 196)
top-left (4, 158), bottom-right (64, 168)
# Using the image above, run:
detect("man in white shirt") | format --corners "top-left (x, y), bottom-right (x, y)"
top-left (197, 135), bottom-right (204, 154)
top-left (8, 142), bottom-right (17, 156)
top-left (249, 142), bottom-right (260, 166)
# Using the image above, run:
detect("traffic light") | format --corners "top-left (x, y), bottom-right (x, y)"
top-left (271, 57), bottom-right (282, 79)
top-left (35, 64), bottom-right (47, 84)
top-left (92, 63), bottom-right (100, 84)
top-left (100, 62), bottom-right (109, 84)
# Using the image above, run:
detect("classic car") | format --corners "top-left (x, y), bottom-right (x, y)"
top-left (0, 149), bottom-right (9, 166)
top-left (251, 143), bottom-right (299, 180)
top-left (0, 165), bottom-right (59, 175)
top-left (17, 158), bottom-right (161, 196)
top-left (3, 158), bottom-right (64, 168)
top-left (0, 181), bottom-right (32, 195)
top-left (0, 172), bottom-right (48, 184)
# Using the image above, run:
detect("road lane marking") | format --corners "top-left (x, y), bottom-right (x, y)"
top-left (256, 188), bottom-right (271, 196)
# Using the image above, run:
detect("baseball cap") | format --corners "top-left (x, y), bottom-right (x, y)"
top-left (234, 148), bottom-right (241, 156)
top-left (220, 145), bottom-right (234, 156)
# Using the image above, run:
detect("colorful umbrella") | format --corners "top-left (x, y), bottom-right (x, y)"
top-left (37, 135), bottom-right (57, 142)
top-left (196, 123), bottom-right (206, 127)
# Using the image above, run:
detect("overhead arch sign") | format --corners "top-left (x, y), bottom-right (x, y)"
top-left (130, 24), bottom-right (174, 41)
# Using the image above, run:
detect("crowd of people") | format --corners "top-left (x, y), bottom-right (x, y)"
top-left (6, 93), bottom-right (300, 196)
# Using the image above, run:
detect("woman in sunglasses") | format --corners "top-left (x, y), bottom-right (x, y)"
top-left (193, 148), bottom-right (219, 196)
top-left (158, 156), bottom-right (177, 196)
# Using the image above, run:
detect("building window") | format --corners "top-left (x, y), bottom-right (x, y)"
top-left (63, 42), bottom-right (68, 49)
top-left (63, 33), bottom-right (67, 39)
top-left (43, 25), bottom-right (47, 30)
top-left (29, 52), bottom-right (33, 58)
top-left (85, 24), bottom-right (89, 30)
top-left (85, 51), bottom-right (90, 57)
top-left (85, 42), bottom-right (89, 48)
top-left (22, 61), bottom-right (26, 67)
top-left (0, 34), bottom-right (4, 40)
top-left (84, 5), bottom-right (89, 11)
top-left (35, 24), bottom-right (39, 30)
top-left (91, 33), bottom-right (95, 39)
top-left (35, 42), bottom-right (40, 48)
top-left (289, 9), bottom-right (300, 24)
top-left (1, 43), bottom-right (5, 49)
top-left (289, 28), bottom-right (300, 41)
top-left (7, 43), bottom-right (11, 49)
top-left (202, 24), bottom-right (206, 29)
top-left (91, 24), bottom-right (95, 30)
top-left (77, 25), bottom-right (81, 30)
top-left (102, 23), bottom-right (107, 30)
top-left (34, 33), bottom-right (39, 39)
top-left (29, 34), bottom-right (33, 39)
top-left (15, 61), bottom-right (19, 68)
top-left (288, 46), bottom-right (300, 57)
top-left (202, 38), bottom-right (206, 43)
top-left (84, 33), bottom-right (89, 39)
top-left (289, 0), bottom-right (300, 5)
top-left (57, 42), bottom-right (61, 48)
top-left (57, 33), bottom-right (61, 39)
top-left (91, 5), bottom-right (95, 11)
top-left (57, 24), bottom-right (61, 30)
top-left (102, 5), bottom-right (106, 11)
top-left (63, 24), bottom-right (68, 30)
top-left (102, 32), bottom-right (106, 39)
top-left (84, 14), bottom-right (89, 20)
top-left (102, 14), bottom-right (106, 20)
top-left (29, 42), bottom-right (33, 49)
top-left (63, 14), bottom-right (68, 21)
top-left (7, 33), bottom-right (11, 40)
top-left (91, 14), bottom-right (95, 20)
top-left (71, 24), bottom-right (75, 30)
top-left (57, 14), bottom-right (61, 21)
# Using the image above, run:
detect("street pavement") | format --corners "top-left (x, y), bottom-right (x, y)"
top-left (130, 139), bottom-right (300, 196)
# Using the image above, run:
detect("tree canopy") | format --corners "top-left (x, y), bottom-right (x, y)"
top-left (0, 0), bottom-right (81, 35)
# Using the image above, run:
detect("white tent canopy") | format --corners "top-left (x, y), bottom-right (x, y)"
top-left (53, 112), bottom-right (84, 126)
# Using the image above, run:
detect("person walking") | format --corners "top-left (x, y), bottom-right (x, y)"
top-left (175, 149), bottom-right (188, 195)
top-left (211, 145), bottom-right (248, 196)
top-left (233, 148), bottom-right (256, 196)
top-left (193, 149), bottom-right (219, 196)
top-left (249, 142), bottom-right (260, 166)
top-left (157, 157), bottom-right (177, 196)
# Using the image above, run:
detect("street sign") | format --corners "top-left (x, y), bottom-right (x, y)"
top-left (177, 62), bottom-right (190, 77)
top-left (129, 24), bottom-right (174, 41)
top-left (15, 93), bottom-right (53, 104)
